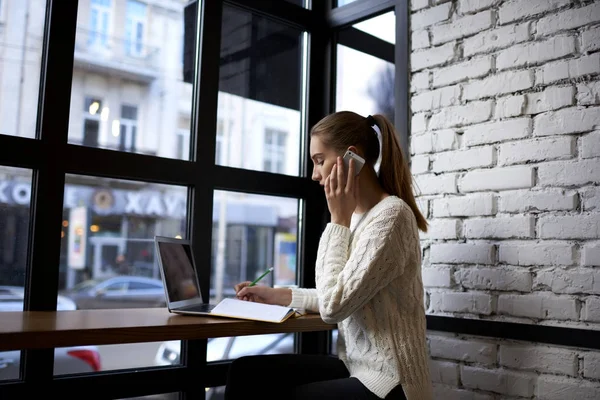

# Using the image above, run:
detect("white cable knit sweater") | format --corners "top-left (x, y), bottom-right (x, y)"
top-left (288, 196), bottom-right (432, 400)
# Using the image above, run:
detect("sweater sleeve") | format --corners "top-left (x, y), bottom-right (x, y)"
top-left (287, 287), bottom-right (319, 311)
top-left (315, 204), bottom-right (408, 324)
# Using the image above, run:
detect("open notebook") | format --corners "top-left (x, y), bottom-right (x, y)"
top-left (209, 298), bottom-right (299, 323)
top-left (155, 236), bottom-right (303, 323)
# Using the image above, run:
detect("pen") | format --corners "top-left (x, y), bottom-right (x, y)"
top-left (248, 267), bottom-right (273, 287)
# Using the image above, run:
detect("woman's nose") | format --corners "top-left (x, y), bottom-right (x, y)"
top-left (311, 168), bottom-right (320, 181)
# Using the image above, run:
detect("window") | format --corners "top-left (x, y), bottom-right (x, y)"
top-left (263, 128), bottom-right (287, 174)
top-left (176, 129), bottom-right (190, 161)
top-left (119, 105), bottom-right (138, 152)
top-left (89, 0), bottom-right (111, 49)
top-left (83, 97), bottom-right (103, 148)
top-left (125, 0), bottom-right (147, 56)
top-left (215, 119), bottom-right (225, 165)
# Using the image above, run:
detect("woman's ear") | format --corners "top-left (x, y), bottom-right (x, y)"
top-left (347, 145), bottom-right (361, 156)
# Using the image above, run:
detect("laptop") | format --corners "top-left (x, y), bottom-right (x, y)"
top-left (154, 235), bottom-right (217, 316)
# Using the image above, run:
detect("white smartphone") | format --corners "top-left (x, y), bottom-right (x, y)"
top-left (343, 150), bottom-right (365, 176)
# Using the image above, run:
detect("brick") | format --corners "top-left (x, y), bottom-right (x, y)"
top-left (498, 136), bottom-right (575, 165)
top-left (411, 0), bottom-right (429, 11)
top-left (414, 174), bottom-right (457, 195)
top-left (583, 352), bottom-right (600, 380)
top-left (412, 30), bottom-right (430, 50)
top-left (583, 296), bottom-right (600, 322)
top-left (577, 82), bottom-right (600, 106)
top-left (539, 214), bottom-right (600, 240)
top-left (582, 26), bottom-right (600, 53)
top-left (464, 22), bottom-right (530, 57)
top-left (582, 131), bottom-right (600, 159)
top-left (465, 216), bottom-right (535, 239)
top-left (583, 243), bottom-right (600, 267)
top-left (464, 117), bottom-right (532, 146)
top-left (422, 266), bottom-right (453, 287)
top-left (432, 56), bottom-right (492, 87)
top-left (538, 159), bottom-right (600, 187)
top-left (429, 359), bottom-right (459, 385)
top-left (534, 107), bottom-right (600, 137)
top-left (499, 345), bottom-right (578, 376)
top-left (411, 71), bottom-right (429, 92)
top-left (497, 35), bottom-right (576, 71)
top-left (429, 101), bottom-right (492, 129)
top-left (411, 154), bottom-right (429, 174)
top-left (536, 53), bottom-right (600, 85)
top-left (429, 336), bottom-right (497, 364)
top-left (581, 187), bottom-right (600, 211)
top-left (411, 42), bottom-right (456, 71)
top-left (459, 166), bottom-right (534, 192)
top-left (499, 242), bottom-right (575, 266)
top-left (455, 267), bottom-right (532, 292)
top-left (422, 219), bottom-right (460, 240)
top-left (495, 95), bottom-right (525, 119)
top-left (432, 147), bottom-right (494, 173)
top-left (412, 3), bottom-right (452, 30)
top-left (535, 268), bottom-right (600, 295)
top-left (498, 0), bottom-right (570, 25)
top-left (536, 375), bottom-right (600, 400)
top-left (412, 113), bottom-right (428, 133)
top-left (429, 292), bottom-right (494, 315)
top-left (459, 0), bottom-right (496, 14)
top-left (464, 70), bottom-right (534, 101)
top-left (430, 243), bottom-right (495, 264)
top-left (411, 132), bottom-right (433, 154)
top-left (411, 85), bottom-right (461, 112)
top-left (498, 293), bottom-right (578, 320)
top-left (431, 10), bottom-right (493, 45)
top-left (433, 194), bottom-right (495, 217)
top-left (461, 366), bottom-right (534, 397)
top-left (499, 190), bottom-right (577, 213)
top-left (431, 385), bottom-right (493, 400)
top-left (537, 2), bottom-right (600, 37)
top-left (525, 85), bottom-right (574, 114)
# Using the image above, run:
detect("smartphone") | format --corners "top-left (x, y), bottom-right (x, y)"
top-left (343, 150), bottom-right (365, 176)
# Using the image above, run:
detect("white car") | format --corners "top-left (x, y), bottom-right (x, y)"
top-left (0, 286), bottom-right (102, 380)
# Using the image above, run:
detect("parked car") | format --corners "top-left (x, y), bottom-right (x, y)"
top-left (59, 276), bottom-right (166, 309)
top-left (0, 286), bottom-right (101, 380)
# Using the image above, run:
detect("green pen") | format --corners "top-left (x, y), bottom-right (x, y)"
top-left (248, 267), bottom-right (274, 287)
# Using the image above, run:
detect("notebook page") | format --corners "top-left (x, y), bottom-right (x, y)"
top-left (210, 298), bottom-right (294, 323)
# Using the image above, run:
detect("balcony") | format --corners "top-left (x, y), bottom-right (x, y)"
top-left (73, 28), bottom-right (160, 83)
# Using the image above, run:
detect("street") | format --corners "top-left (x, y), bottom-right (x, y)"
top-left (98, 342), bottom-right (164, 371)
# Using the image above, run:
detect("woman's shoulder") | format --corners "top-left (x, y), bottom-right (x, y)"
top-left (371, 195), bottom-right (413, 220)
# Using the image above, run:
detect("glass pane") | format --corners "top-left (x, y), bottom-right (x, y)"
top-left (353, 11), bottom-right (396, 44)
top-left (0, 166), bottom-right (32, 381)
top-left (217, 6), bottom-right (304, 176)
top-left (336, 45), bottom-right (395, 121)
top-left (336, 0), bottom-right (358, 6)
top-left (118, 393), bottom-right (180, 400)
top-left (68, 0), bottom-right (195, 160)
top-left (54, 174), bottom-right (187, 375)
top-left (206, 386), bottom-right (225, 400)
top-left (208, 190), bottom-right (299, 361)
top-left (0, 0), bottom-right (46, 138)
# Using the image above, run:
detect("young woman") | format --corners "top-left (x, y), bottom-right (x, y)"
top-left (224, 111), bottom-right (432, 400)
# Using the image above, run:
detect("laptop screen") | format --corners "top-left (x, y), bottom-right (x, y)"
top-left (156, 241), bottom-right (201, 303)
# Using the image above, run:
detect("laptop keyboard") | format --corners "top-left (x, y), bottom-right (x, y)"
top-left (181, 303), bottom-right (215, 313)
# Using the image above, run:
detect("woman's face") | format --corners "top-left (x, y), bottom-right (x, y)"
top-left (310, 136), bottom-right (344, 186)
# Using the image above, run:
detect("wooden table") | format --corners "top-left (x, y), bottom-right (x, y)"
top-left (0, 308), bottom-right (334, 351)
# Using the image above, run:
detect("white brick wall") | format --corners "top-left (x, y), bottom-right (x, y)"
top-left (410, 1), bottom-right (600, 396)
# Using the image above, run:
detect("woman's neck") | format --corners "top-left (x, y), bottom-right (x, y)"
top-left (355, 168), bottom-right (389, 214)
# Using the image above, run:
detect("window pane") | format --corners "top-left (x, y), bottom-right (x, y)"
top-left (206, 386), bottom-right (225, 399)
top-left (0, 167), bottom-right (32, 381)
top-left (208, 190), bottom-right (299, 361)
top-left (217, 6), bottom-right (304, 176)
top-left (68, 0), bottom-right (195, 160)
top-left (336, 45), bottom-right (395, 121)
top-left (353, 11), bottom-right (396, 44)
top-left (54, 174), bottom-right (188, 375)
top-left (0, 0), bottom-right (46, 138)
top-left (118, 393), bottom-right (180, 400)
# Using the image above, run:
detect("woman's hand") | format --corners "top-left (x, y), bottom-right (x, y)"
top-left (234, 282), bottom-right (292, 306)
top-left (325, 156), bottom-right (359, 227)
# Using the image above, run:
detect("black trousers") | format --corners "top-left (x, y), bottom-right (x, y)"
top-left (224, 354), bottom-right (407, 400)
